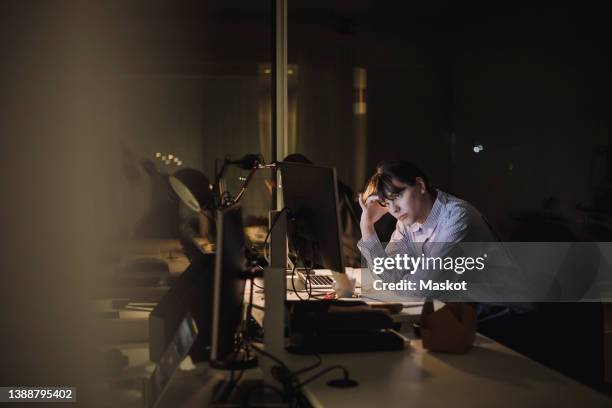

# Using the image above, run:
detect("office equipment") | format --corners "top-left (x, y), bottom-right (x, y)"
top-left (274, 163), bottom-right (403, 352)
top-left (280, 162), bottom-right (344, 273)
top-left (149, 251), bottom-right (215, 363)
top-left (145, 313), bottom-right (198, 408)
top-left (103, 280), bottom-right (612, 407)
top-left (280, 162), bottom-right (353, 295)
top-left (210, 204), bottom-right (257, 369)
top-left (170, 157), bottom-right (276, 211)
top-left (169, 168), bottom-right (214, 213)
top-left (300, 272), bottom-right (334, 288)
top-left (285, 300), bottom-right (407, 354)
top-left (296, 269), bottom-right (335, 289)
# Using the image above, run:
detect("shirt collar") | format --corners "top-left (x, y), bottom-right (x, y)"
top-left (408, 189), bottom-right (445, 235)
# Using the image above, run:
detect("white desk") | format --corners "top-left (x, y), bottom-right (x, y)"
top-left (250, 276), bottom-right (610, 407)
top-left (104, 332), bottom-right (611, 408)
top-left (99, 277), bottom-right (612, 407)
top-left (295, 335), bottom-right (611, 408)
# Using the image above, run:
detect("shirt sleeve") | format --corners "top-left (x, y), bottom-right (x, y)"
top-left (357, 206), bottom-right (471, 298)
top-left (357, 226), bottom-right (417, 284)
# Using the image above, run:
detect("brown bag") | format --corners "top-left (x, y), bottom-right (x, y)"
top-left (420, 300), bottom-right (477, 353)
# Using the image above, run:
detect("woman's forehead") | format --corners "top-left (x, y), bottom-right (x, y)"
top-left (391, 178), bottom-right (409, 189)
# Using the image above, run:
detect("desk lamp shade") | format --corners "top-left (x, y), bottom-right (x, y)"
top-left (169, 168), bottom-right (214, 213)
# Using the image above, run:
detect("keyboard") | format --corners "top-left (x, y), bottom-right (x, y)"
top-left (298, 272), bottom-right (334, 289)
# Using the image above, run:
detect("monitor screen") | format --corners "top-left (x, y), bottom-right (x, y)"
top-left (210, 204), bottom-right (248, 364)
top-left (280, 161), bottom-right (345, 274)
top-left (145, 314), bottom-right (198, 408)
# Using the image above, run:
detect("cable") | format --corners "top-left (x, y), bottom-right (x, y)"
top-left (289, 221), bottom-right (320, 300)
top-left (290, 251), bottom-right (307, 301)
top-left (241, 383), bottom-right (285, 407)
top-left (242, 235), bottom-right (353, 402)
top-left (297, 365), bottom-right (348, 387)
top-left (217, 339), bottom-right (249, 402)
top-left (249, 343), bottom-right (352, 405)
top-left (231, 344), bottom-right (249, 392)
top-left (249, 343), bottom-right (288, 371)
top-left (306, 241), bottom-right (318, 298)
top-left (290, 353), bottom-right (322, 379)
top-left (262, 206), bottom-right (290, 263)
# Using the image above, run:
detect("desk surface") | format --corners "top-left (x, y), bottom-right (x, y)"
top-left (250, 280), bottom-right (611, 407)
top-left (108, 333), bottom-right (611, 408)
top-left (102, 271), bottom-right (612, 407)
top-left (295, 335), bottom-right (611, 408)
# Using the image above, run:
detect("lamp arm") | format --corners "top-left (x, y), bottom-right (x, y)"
top-left (213, 158), bottom-right (231, 207)
top-left (230, 163), bottom-right (278, 207)
top-left (231, 166), bottom-right (259, 205)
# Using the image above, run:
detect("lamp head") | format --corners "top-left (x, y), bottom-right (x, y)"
top-left (169, 168), bottom-right (214, 213)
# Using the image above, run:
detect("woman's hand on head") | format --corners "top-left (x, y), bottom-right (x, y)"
top-left (358, 193), bottom-right (388, 238)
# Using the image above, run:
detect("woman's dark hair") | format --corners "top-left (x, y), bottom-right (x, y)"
top-left (367, 160), bottom-right (433, 201)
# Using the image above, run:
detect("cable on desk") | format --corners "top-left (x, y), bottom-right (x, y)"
top-left (290, 253), bottom-right (307, 301)
top-left (290, 230), bottom-right (323, 301)
top-left (290, 353), bottom-right (322, 379)
top-left (252, 279), bottom-right (264, 290)
top-left (262, 206), bottom-right (290, 264)
top-left (241, 383), bottom-right (285, 407)
top-left (248, 343), bottom-right (289, 372)
top-left (249, 343), bottom-right (352, 405)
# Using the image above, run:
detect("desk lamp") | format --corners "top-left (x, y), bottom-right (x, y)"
top-left (170, 155), bottom-right (275, 211)
top-left (169, 168), bottom-right (215, 213)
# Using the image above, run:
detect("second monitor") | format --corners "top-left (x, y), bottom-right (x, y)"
top-left (279, 161), bottom-right (353, 295)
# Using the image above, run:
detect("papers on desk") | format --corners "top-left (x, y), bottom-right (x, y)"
top-left (360, 294), bottom-right (424, 308)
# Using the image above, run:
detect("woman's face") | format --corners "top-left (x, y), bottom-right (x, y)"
top-left (382, 178), bottom-right (427, 225)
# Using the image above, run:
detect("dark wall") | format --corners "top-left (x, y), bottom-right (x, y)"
top-left (450, 3), bottom-right (611, 237)
top-left (347, 1), bottom-right (611, 239)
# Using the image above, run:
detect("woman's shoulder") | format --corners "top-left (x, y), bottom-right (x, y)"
top-left (438, 190), bottom-right (481, 222)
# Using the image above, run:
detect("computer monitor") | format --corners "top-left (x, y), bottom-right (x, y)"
top-left (210, 204), bottom-right (255, 369)
top-left (279, 161), bottom-right (345, 274)
top-left (145, 313), bottom-right (198, 408)
top-left (148, 251), bottom-right (215, 364)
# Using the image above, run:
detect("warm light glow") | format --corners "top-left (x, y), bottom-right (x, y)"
top-left (288, 69), bottom-right (293, 75)
top-left (264, 68), bottom-right (271, 74)
top-left (155, 152), bottom-right (161, 158)
top-left (161, 155), bottom-right (167, 160)
top-left (168, 154), bottom-right (174, 160)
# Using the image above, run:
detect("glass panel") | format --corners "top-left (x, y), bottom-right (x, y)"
top-left (108, 1), bottom-right (273, 256)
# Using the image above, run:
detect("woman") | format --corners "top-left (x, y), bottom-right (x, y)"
top-left (357, 160), bottom-right (498, 299)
